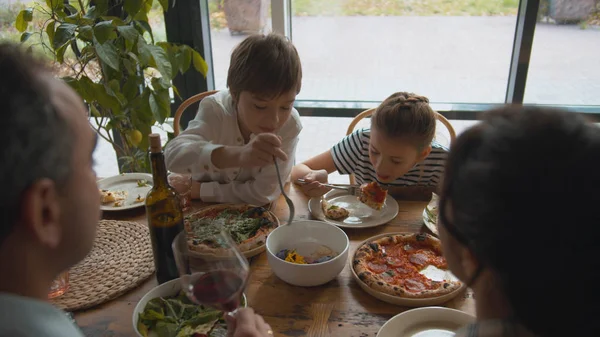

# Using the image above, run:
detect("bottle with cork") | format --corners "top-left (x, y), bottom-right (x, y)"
top-left (145, 133), bottom-right (184, 284)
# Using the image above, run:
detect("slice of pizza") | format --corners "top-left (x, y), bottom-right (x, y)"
top-left (321, 199), bottom-right (349, 220)
top-left (99, 189), bottom-right (127, 204)
top-left (359, 182), bottom-right (387, 210)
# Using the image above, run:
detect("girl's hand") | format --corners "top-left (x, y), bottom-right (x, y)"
top-left (298, 170), bottom-right (330, 197)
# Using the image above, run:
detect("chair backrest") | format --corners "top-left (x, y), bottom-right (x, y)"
top-left (346, 108), bottom-right (456, 185)
top-left (173, 90), bottom-right (219, 136)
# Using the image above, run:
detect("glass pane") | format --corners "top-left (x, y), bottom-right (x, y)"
top-left (524, 1), bottom-right (599, 106)
top-left (208, 0), bottom-right (273, 89)
top-left (291, 0), bottom-right (520, 103)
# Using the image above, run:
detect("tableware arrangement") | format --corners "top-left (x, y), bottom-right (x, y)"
top-left (377, 306), bottom-right (475, 337)
top-left (308, 189), bottom-right (399, 228)
top-left (97, 173), bottom-right (153, 211)
top-left (266, 220), bottom-right (349, 286)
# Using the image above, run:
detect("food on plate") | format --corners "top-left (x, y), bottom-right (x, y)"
top-left (321, 199), bottom-right (349, 220)
top-left (113, 200), bottom-right (124, 207)
top-left (276, 245), bottom-right (338, 264)
top-left (185, 204), bottom-right (278, 254)
top-left (424, 192), bottom-right (439, 225)
top-left (137, 290), bottom-right (245, 337)
top-left (353, 233), bottom-right (462, 298)
top-left (135, 194), bottom-right (145, 203)
top-left (359, 182), bottom-right (387, 210)
top-left (137, 179), bottom-right (151, 187)
top-left (99, 189), bottom-right (127, 204)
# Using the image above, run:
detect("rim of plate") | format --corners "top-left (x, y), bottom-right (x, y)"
top-left (349, 232), bottom-right (466, 306)
top-left (377, 306), bottom-right (475, 337)
top-left (308, 190), bottom-right (399, 228)
top-left (98, 173), bottom-right (153, 211)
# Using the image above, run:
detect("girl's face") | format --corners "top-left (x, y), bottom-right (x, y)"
top-left (236, 90), bottom-right (296, 140)
top-left (368, 126), bottom-right (431, 183)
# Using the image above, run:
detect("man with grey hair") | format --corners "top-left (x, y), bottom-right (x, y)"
top-left (0, 43), bottom-right (100, 336)
top-left (0, 43), bottom-right (273, 337)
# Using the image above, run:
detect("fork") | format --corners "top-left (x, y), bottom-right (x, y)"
top-left (274, 157), bottom-right (295, 225)
top-left (296, 179), bottom-right (363, 197)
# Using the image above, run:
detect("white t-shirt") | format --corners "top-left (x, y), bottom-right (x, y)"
top-left (165, 90), bottom-right (302, 205)
top-left (331, 128), bottom-right (448, 187)
top-left (0, 293), bottom-right (84, 337)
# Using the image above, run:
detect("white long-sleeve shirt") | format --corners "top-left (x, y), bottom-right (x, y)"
top-left (164, 90), bottom-right (302, 205)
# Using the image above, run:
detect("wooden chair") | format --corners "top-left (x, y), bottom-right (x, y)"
top-left (346, 108), bottom-right (456, 185)
top-left (173, 90), bottom-right (219, 136)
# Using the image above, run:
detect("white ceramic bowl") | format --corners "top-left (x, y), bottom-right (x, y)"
top-left (132, 278), bottom-right (247, 337)
top-left (266, 220), bottom-right (350, 287)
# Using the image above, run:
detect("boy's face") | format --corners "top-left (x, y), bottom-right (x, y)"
top-left (368, 126), bottom-right (431, 183)
top-left (236, 90), bottom-right (296, 138)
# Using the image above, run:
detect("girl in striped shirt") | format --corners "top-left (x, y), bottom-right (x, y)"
top-left (291, 92), bottom-right (447, 197)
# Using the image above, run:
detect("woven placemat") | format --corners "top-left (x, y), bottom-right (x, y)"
top-left (50, 220), bottom-right (155, 311)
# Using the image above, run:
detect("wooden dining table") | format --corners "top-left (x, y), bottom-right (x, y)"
top-left (74, 183), bottom-right (475, 337)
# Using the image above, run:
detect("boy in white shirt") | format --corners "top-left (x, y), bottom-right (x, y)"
top-left (165, 34), bottom-right (303, 205)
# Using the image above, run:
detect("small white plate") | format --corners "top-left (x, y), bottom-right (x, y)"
top-left (98, 173), bottom-right (153, 211)
top-left (378, 307), bottom-right (475, 337)
top-left (308, 189), bottom-right (399, 228)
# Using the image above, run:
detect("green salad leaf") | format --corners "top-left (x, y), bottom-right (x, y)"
top-left (137, 291), bottom-right (222, 337)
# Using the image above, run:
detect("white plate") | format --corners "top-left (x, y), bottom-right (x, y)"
top-left (98, 173), bottom-right (153, 211)
top-left (132, 278), bottom-right (247, 337)
top-left (308, 189), bottom-right (399, 228)
top-left (378, 307), bottom-right (475, 337)
top-left (350, 233), bottom-right (466, 307)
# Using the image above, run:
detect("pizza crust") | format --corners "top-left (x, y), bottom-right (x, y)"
top-left (353, 233), bottom-right (462, 299)
top-left (185, 204), bottom-right (279, 255)
top-left (321, 199), bottom-right (350, 220)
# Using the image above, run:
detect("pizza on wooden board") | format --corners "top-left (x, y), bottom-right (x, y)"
top-left (353, 233), bottom-right (462, 298)
top-left (185, 204), bottom-right (279, 254)
top-left (359, 182), bottom-right (387, 210)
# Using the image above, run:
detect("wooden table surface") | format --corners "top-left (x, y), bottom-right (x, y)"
top-left (75, 184), bottom-right (475, 337)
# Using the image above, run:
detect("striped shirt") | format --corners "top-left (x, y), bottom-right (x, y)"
top-left (331, 128), bottom-right (448, 187)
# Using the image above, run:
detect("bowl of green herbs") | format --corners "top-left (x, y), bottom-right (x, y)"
top-left (133, 278), bottom-right (247, 337)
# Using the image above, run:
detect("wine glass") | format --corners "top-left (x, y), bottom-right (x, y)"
top-left (172, 230), bottom-right (250, 315)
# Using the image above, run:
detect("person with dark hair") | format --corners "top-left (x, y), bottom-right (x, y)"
top-left (165, 33), bottom-right (303, 206)
top-left (292, 91), bottom-right (446, 197)
top-left (0, 43), bottom-right (272, 337)
top-left (438, 106), bottom-right (600, 337)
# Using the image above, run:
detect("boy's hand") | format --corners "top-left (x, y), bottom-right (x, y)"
top-left (299, 170), bottom-right (330, 197)
top-left (238, 133), bottom-right (288, 168)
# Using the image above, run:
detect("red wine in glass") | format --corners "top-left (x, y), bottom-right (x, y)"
top-left (189, 270), bottom-right (247, 312)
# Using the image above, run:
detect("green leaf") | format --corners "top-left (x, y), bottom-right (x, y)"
top-left (94, 20), bottom-right (117, 44)
top-left (46, 21), bottom-right (56, 45)
top-left (177, 46), bottom-right (192, 74)
top-left (90, 104), bottom-right (101, 117)
top-left (117, 25), bottom-right (139, 43)
top-left (20, 32), bottom-right (32, 42)
top-left (151, 77), bottom-right (170, 91)
top-left (94, 2), bottom-right (108, 16)
top-left (136, 20), bottom-right (154, 43)
top-left (149, 89), bottom-right (171, 123)
top-left (55, 43), bottom-right (69, 63)
top-left (192, 50), bottom-right (208, 77)
top-left (85, 6), bottom-right (99, 20)
top-left (93, 37), bottom-right (120, 71)
top-left (64, 4), bottom-right (78, 15)
top-left (46, 0), bottom-right (63, 10)
top-left (78, 25), bottom-right (93, 41)
top-left (171, 84), bottom-right (181, 99)
top-left (124, 0), bottom-right (144, 17)
top-left (123, 75), bottom-right (142, 100)
top-left (15, 9), bottom-right (33, 33)
top-left (144, 44), bottom-right (173, 79)
top-left (136, 37), bottom-right (152, 64)
top-left (53, 23), bottom-right (77, 50)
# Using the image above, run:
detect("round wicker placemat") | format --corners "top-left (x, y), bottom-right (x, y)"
top-left (50, 220), bottom-right (155, 311)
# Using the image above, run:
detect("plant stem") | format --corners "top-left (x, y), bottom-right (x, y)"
top-left (78, 0), bottom-right (87, 15)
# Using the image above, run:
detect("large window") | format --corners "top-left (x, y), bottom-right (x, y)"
top-left (524, 0), bottom-right (600, 106)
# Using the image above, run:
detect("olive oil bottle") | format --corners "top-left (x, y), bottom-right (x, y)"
top-left (145, 134), bottom-right (184, 284)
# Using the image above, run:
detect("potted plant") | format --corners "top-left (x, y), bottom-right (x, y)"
top-left (15, 0), bottom-right (208, 173)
